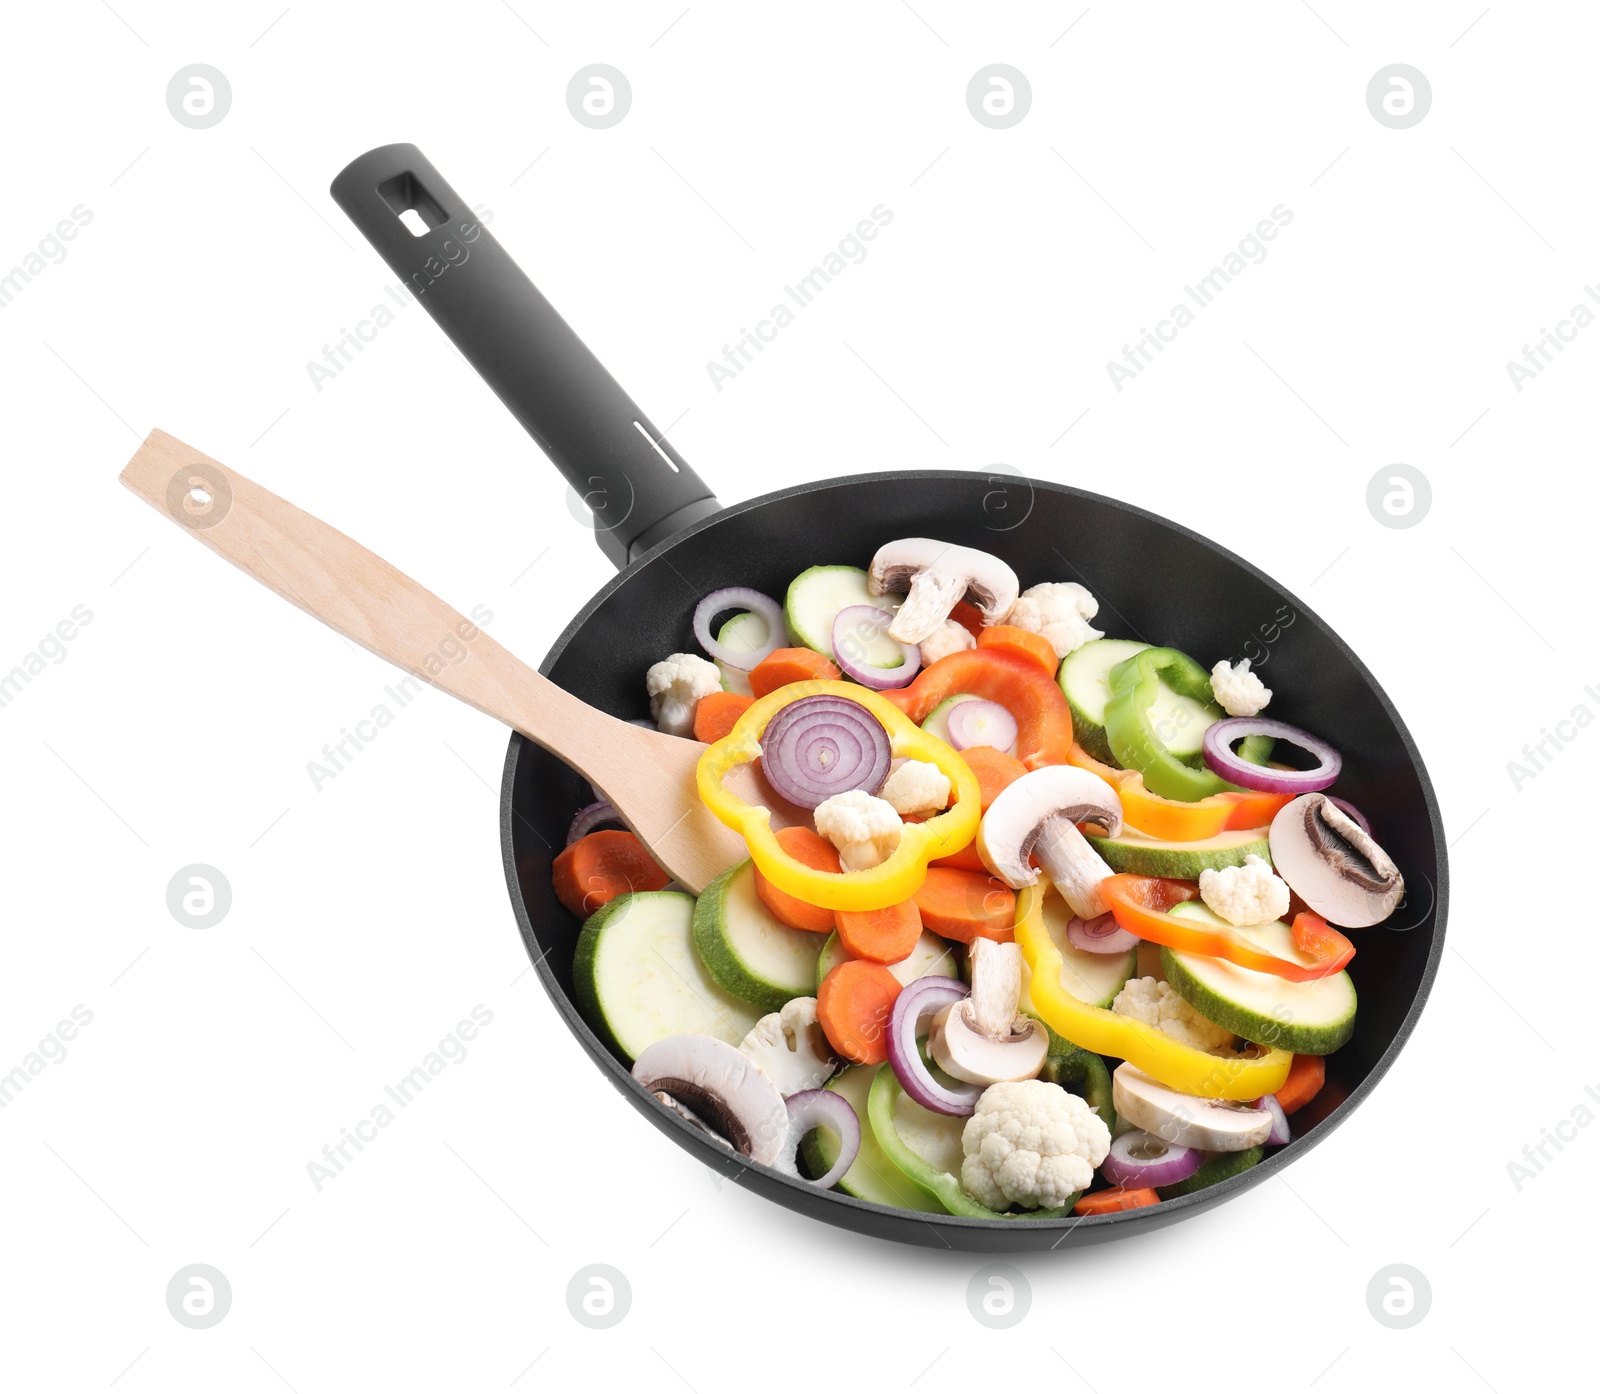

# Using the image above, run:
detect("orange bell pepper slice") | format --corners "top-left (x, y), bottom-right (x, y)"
top-left (1102, 874), bottom-right (1355, 982)
top-left (1067, 744), bottom-right (1291, 841)
top-left (880, 648), bottom-right (1072, 770)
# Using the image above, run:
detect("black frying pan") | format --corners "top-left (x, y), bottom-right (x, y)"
top-left (331, 145), bottom-right (1447, 1252)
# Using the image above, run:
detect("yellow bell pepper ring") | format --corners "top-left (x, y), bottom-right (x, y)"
top-left (696, 680), bottom-right (980, 913)
top-left (1014, 883), bottom-right (1291, 1100)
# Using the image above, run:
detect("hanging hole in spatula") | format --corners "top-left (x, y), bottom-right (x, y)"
top-left (377, 170), bottom-right (448, 237)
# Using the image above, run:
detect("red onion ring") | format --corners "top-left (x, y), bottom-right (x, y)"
top-left (1065, 913), bottom-right (1140, 955)
top-left (944, 699), bottom-right (1019, 753)
top-left (1252, 1094), bottom-right (1292, 1146)
top-left (1202, 717), bottom-right (1342, 794)
top-left (831, 605), bottom-right (921, 690)
top-left (759, 695), bottom-right (892, 810)
top-left (781, 1088), bottom-right (861, 1189)
top-left (693, 587), bottom-right (784, 671)
top-left (1101, 1129), bottom-right (1203, 1188)
top-left (886, 976), bottom-right (984, 1116)
top-left (1326, 796), bottom-right (1372, 837)
top-left (566, 800), bottom-right (623, 846)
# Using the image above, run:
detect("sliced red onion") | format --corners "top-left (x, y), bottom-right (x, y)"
top-left (566, 800), bottom-right (622, 846)
top-left (1065, 913), bottom-right (1140, 955)
top-left (1326, 796), bottom-right (1372, 837)
top-left (1101, 1129), bottom-right (1203, 1188)
top-left (831, 605), bottom-right (922, 690)
top-left (693, 587), bottom-right (784, 672)
top-left (944, 699), bottom-right (1019, 753)
top-left (1252, 1094), bottom-right (1292, 1146)
top-left (759, 695), bottom-right (892, 810)
top-left (779, 1089), bottom-right (861, 1189)
top-left (887, 977), bottom-right (983, 1116)
top-left (1203, 717), bottom-right (1342, 794)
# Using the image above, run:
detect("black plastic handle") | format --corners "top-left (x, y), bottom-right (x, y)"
top-left (330, 144), bottom-right (720, 568)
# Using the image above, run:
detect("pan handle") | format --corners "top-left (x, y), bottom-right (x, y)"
top-left (330, 143), bottom-right (720, 568)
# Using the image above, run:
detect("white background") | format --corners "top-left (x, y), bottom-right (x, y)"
top-left (0, 1), bottom-right (1590, 1387)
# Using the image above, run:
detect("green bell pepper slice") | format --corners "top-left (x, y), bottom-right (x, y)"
top-left (1104, 647), bottom-right (1236, 801)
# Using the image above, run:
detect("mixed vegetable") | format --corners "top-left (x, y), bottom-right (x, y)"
top-left (557, 540), bottom-right (1406, 1219)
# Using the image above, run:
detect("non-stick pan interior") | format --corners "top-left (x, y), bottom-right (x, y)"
top-left (500, 471), bottom-right (1445, 1250)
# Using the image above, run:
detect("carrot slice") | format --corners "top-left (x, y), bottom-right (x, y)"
top-left (1274, 1054), bottom-right (1326, 1116)
top-left (912, 867), bottom-right (1015, 943)
top-left (959, 744), bottom-right (1028, 807)
top-left (931, 745), bottom-right (1029, 871)
top-left (748, 646), bottom-right (841, 698)
top-left (1073, 1186), bottom-right (1160, 1216)
top-left (550, 830), bottom-right (670, 919)
top-left (835, 898), bottom-right (922, 964)
top-left (693, 689), bottom-right (754, 743)
top-left (817, 959), bottom-right (902, 1064)
top-left (978, 624), bottom-right (1058, 675)
top-left (753, 825), bottom-right (841, 933)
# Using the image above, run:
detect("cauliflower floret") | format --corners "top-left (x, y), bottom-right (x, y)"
top-left (645, 652), bottom-right (723, 737)
top-left (961, 1080), bottom-right (1110, 1210)
top-left (739, 997), bottom-right (837, 1097)
top-left (1209, 658), bottom-right (1272, 718)
top-left (877, 759), bottom-right (952, 816)
top-left (918, 619), bottom-right (976, 667)
top-left (1199, 852), bottom-right (1289, 927)
top-left (1004, 581), bottom-right (1104, 660)
top-left (812, 790), bottom-right (903, 871)
top-left (1112, 976), bottom-right (1235, 1053)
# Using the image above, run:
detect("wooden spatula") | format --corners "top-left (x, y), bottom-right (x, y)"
top-left (120, 429), bottom-right (750, 893)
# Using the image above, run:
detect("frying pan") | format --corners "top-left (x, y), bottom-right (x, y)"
top-left (330, 144), bottom-right (1447, 1251)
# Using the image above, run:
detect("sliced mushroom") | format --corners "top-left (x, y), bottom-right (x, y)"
top-left (929, 939), bottom-right (1048, 1084)
top-left (868, 539), bottom-right (1020, 645)
top-left (632, 1035), bottom-right (790, 1166)
top-left (1269, 792), bottom-right (1405, 928)
top-left (977, 765), bottom-right (1123, 918)
top-left (1111, 1064), bottom-right (1271, 1152)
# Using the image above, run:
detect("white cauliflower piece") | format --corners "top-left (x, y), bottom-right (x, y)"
top-left (739, 997), bottom-right (837, 1097)
top-left (961, 1080), bottom-right (1110, 1210)
top-left (812, 790), bottom-right (903, 871)
top-left (646, 652), bottom-right (723, 737)
top-left (918, 619), bottom-right (976, 667)
top-left (1004, 581), bottom-right (1104, 660)
top-left (1198, 852), bottom-right (1289, 927)
top-left (877, 759), bottom-right (952, 816)
top-left (1112, 977), bottom-right (1235, 1053)
top-left (1210, 658), bottom-right (1272, 717)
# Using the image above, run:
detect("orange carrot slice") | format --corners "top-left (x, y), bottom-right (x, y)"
top-left (693, 689), bottom-right (754, 743)
top-left (1274, 1054), bottom-right (1326, 1116)
top-left (753, 826), bottom-right (841, 933)
top-left (978, 624), bottom-right (1058, 675)
top-left (748, 647), bottom-right (841, 698)
top-left (912, 867), bottom-right (1015, 943)
top-left (551, 830), bottom-right (670, 919)
top-left (817, 960), bottom-right (902, 1064)
top-left (1073, 1186), bottom-right (1160, 1216)
top-left (835, 898), bottom-right (922, 964)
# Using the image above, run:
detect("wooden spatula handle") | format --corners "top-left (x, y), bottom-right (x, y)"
top-left (119, 428), bottom-right (598, 758)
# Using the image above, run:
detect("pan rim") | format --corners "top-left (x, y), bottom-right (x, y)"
top-left (501, 467), bottom-right (1449, 1239)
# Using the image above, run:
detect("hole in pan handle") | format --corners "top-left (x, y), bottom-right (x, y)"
top-left (330, 143), bottom-right (721, 568)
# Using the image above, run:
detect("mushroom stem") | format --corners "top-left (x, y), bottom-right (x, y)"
top-left (1033, 816), bottom-right (1115, 919)
top-left (888, 570), bottom-right (967, 645)
top-left (967, 939), bottom-right (1024, 1040)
